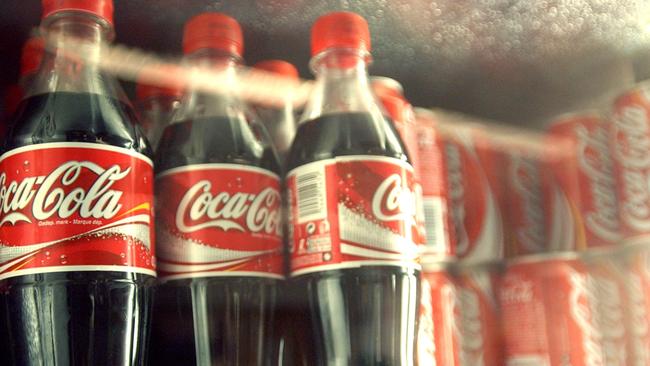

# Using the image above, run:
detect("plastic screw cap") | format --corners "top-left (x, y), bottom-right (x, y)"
top-left (20, 37), bottom-right (45, 78)
top-left (42, 0), bottom-right (114, 26)
top-left (311, 11), bottom-right (371, 56)
top-left (253, 60), bottom-right (299, 79)
top-left (183, 12), bottom-right (243, 56)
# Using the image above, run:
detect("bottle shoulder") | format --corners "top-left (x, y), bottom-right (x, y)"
top-left (154, 116), bottom-right (280, 175)
top-left (286, 112), bottom-right (410, 172)
top-left (4, 92), bottom-right (151, 158)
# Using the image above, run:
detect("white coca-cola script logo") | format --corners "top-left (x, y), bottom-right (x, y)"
top-left (569, 272), bottom-right (605, 366)
top-left (454, 287), bottom-right (485, 366)
top-left (418, 280), bottom-right (437, 366)
top-left (446, 143), bottom-right (469, 254)
top-left (176, 180), bottom-right (280, 235)
top-left (590, 273), bottom-right (627, 365)
top-left (612, 105), bottom-right (650, 231)
top-left (626, 272), bottom-right (650, 366)
top-left (575, 125), bottom-right (621, 242)
top-left (371, 173), bottom-right (416, 222)
top-left (499, 278), bottom-right (533, 304)
top-left (510, 156), bottom-right (546, 253)
top-left (0, 161), bottom-right (129, 225)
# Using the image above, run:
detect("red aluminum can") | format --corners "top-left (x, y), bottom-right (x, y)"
top-left (418, 262), bottom-right (459, 366)
top-left (441, 122), bottom-right (505, 262)
top-left (610, 83), bottom-right (650, 241)
top-left (500, 253), bottom-right (605, 366)
top-left (454, 261), bottom-right (504, 366)
top-left (414, 108), bottom-right (453, 261)
top-left (620, 244), bottom-right (650, 365)
top-left (503, 143), bottom-right (548, 256)
top-left (583, 249), bottom-right (631, 366)
top-left (547, 112), bottom-right (621, 248)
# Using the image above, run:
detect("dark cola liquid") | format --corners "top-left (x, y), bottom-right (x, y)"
top-left (0, 92), bottom-right (154, 365)
top-left (152, 116), bottom-right (281, 366)
top-left (286, 112), bottom-right (421, 366)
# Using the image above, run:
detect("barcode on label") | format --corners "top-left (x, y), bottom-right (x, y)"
top-left (423, 197), bottom-right (447, 252)
top-left (295, 166), bottom-right (327, 223)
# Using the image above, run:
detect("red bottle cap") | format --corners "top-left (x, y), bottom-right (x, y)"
top-left (42, 0), bottom-right (114, 26)
top-left (253, 60), bottom-right (299, 79)
top-left (183, 13), bottom-right (243, 57)
top-left (20, 37), bottom-right (45, 78)
top-left (311, 11), bottom-right (371, 56)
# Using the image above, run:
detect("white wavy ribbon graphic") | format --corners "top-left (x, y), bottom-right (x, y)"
top-left (0, 215), bottom-right (151, 270)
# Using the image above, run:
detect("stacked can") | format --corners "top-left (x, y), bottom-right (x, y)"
top-left (453, 262), bottom-right (504, 366)
top-left (606, 82), bottom-right (650, 365)
top-left (413, 108), bottom-right (452, 261)
top-left (413, 110), bottom-right (506, 366)
top-left (547, 112), bottom-right (620, 248)
top-left (501, 136), bottom-right (549, 256)
top-left (437, 117), bottom-right (505, 262)
top-left (500, 253), bottom-right (605, 365)
top-left (418, 261), bottom-right (458, 366)
top-left (417, 260), bottom-right (504, 366)
top-left (497, 106), bottom-right (650, 366)
top-left (618, 244), bottom-right (650, 365)
top-left (610, 83), bottom-right (650, 243)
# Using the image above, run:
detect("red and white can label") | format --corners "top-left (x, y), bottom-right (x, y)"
top-left (547, 114), bottom-right (621, 248)
top-left (287, 156), bottom-right (421, 276)
top-left (455, 267), bottom-right (504, 366)
top-left (505, 150), bottom-right (548, 256)
top-left (611, 84), bottom-right (650, 241)
top-left (415, 115), bottom-right (452, 260)
top-left (587, 257), bottom-right (631, 366)
top-left (0, 143), bottom-right (155, 280)
top-left (500, 257), bottom-right (604, 366)
top-left (155, 164), bottom-right (283, 280)
top-left (419, 267), bottom-right (459, 366)
top-left (444, 129), bottom-right (504, 262)
top-left (623, 249), bottom-right (650, 365)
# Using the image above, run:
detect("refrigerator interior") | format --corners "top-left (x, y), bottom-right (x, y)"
top-left (2, 0), bottom-right (650, 126)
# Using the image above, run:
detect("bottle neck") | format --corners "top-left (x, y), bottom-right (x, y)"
top-left (172, 49), bottom-right (244, 123)
top-left (301, 48), bottom-right (381, 123)
top-left (26, 13), bottom-right (118, 98)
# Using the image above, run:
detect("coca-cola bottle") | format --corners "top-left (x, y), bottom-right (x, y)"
top-left (0, 1), bottom-right (155, 365)
top-left (286, 11), bottom-right (421, 365)
top-left (134, 69), bottom-right (183, 151)
top-left (252, 59), bottom-right (299, 164)
top-left (151, 13), bottom-right (283, 366)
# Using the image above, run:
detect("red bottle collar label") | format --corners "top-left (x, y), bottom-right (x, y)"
top-left (0, 143), bottom-right (155, 280)
top-left (287, 156), bottom-right (422, 276)
top-left (155, 164), bottom-right (284, 280)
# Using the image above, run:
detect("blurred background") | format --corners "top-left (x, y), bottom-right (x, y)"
top-left (2, 0), bottom-right (650, 127)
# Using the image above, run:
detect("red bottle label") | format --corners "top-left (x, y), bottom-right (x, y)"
top-left (0, 143), bottom-right (155, 280)
top-left (287, 156), bottom-right (421, 276)
top-left (155, 165), bottom-right (283, 280)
